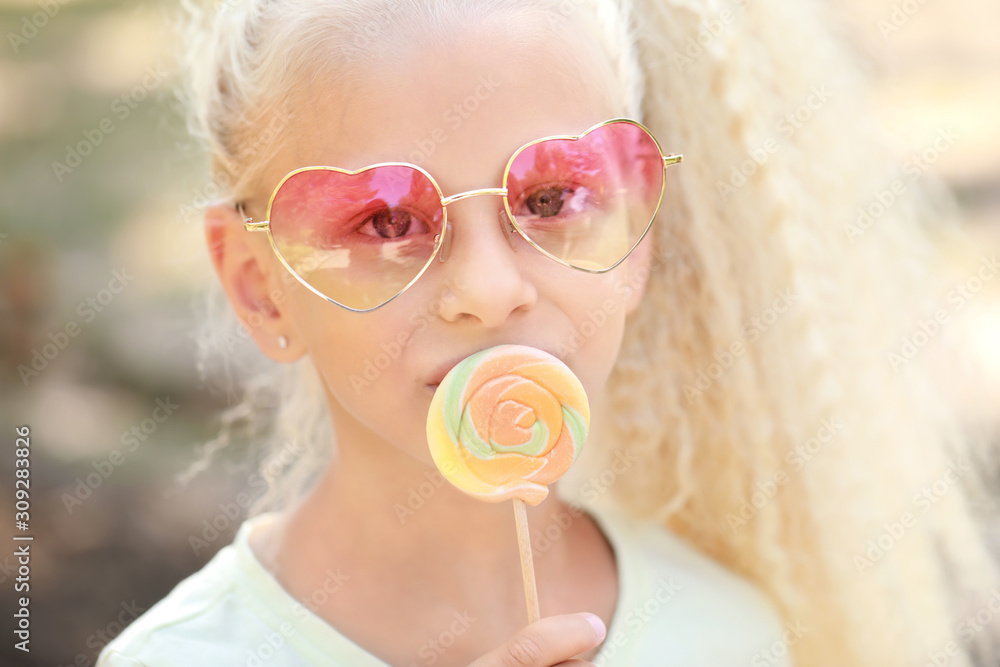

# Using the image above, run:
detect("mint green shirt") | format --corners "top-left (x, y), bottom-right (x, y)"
top-left (98, 501), bottom-right (795, 666)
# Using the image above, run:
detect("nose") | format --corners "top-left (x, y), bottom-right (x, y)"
top-left (433, 193), bottom-right (537, 328)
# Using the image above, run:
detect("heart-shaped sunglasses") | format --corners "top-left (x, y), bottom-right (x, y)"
top-left (238, 118), bottom-right (682, 312)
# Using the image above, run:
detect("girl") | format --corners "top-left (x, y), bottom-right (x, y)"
top-left (100, 0), bottom-right (1000, 665)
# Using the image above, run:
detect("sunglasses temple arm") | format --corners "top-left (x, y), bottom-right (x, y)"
top-left (236, 202), bottom-right (270, 231)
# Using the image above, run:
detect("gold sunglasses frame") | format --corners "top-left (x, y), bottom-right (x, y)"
top-left (238, 117), bottom-right (682, 313)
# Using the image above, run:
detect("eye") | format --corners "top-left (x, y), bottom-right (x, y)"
top-left (525, 186), bottom-right (571, 218)
top-left (358, 207), bottom-right (428, 239)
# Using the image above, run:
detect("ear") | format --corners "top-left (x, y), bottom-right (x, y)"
top-left (623, 226), bottom-right (655, 316)
top-left (204, 203), bottom-right (302, 360)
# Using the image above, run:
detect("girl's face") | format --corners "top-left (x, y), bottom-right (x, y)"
top-left (239, 17), bottom-right (652, 465)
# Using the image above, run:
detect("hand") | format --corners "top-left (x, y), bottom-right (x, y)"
top-left (467, 613), bottom-right (607, 667)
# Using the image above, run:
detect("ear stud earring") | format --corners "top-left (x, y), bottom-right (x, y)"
top-left (277, 335), bottom-right (289, 349)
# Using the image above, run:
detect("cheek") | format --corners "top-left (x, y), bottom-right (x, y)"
top-left (298, 305), bottom-right (432, 449)
top-left (300, 309), bottom-right (402, 387)
top-left (295, 299), bottom-right (425, 408)
top-left (559, 274), bottom-right (628, 394)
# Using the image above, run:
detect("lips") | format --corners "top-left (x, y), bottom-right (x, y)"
top-left (425, 344), bottom-right (563, 389)
top-left (426, 354), bottom-right (475, 389)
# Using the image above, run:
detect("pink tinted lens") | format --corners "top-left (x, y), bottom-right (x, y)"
top-left (505, 122), bottom-right (664, 270)
top-left (268, 165), bottom-right (444, 310)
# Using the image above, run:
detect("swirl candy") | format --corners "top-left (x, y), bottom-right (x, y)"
top-left (426, 344), bottom-right (590, 505)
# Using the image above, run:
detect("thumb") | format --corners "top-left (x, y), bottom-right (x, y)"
top-left (468, 612), bottom-right (606, 667)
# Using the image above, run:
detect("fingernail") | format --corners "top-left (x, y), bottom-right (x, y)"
top-left (583, 612), bottom-right (606, 642)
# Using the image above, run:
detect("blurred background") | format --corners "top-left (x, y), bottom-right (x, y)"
top-left (0, 0), bottom-right (997, 665)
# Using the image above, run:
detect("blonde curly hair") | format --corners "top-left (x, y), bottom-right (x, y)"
top-left (178, 0), bottom-right (1000, 664)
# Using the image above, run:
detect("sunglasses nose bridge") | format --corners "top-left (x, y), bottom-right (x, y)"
top-left (437, 188), bottom-right (511, 263)
top-left (440, 187), bottom-right (508, 207)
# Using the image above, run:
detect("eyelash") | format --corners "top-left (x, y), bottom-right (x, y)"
top-left (355, 206), bottom-right (432, 241)
top-left (516, 182), bottom-right (599, 219)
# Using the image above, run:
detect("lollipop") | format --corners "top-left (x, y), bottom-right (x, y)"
top-left (426, 344), bottom-right (590, 505)
top-left (426, 344), bottom-right (590, 622)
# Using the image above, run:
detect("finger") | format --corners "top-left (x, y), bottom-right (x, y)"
top-left (469, 613), bottom-right (606, 667)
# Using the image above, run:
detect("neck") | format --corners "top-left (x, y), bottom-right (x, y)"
top-left (269, 397), bottom-right (583, 601)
